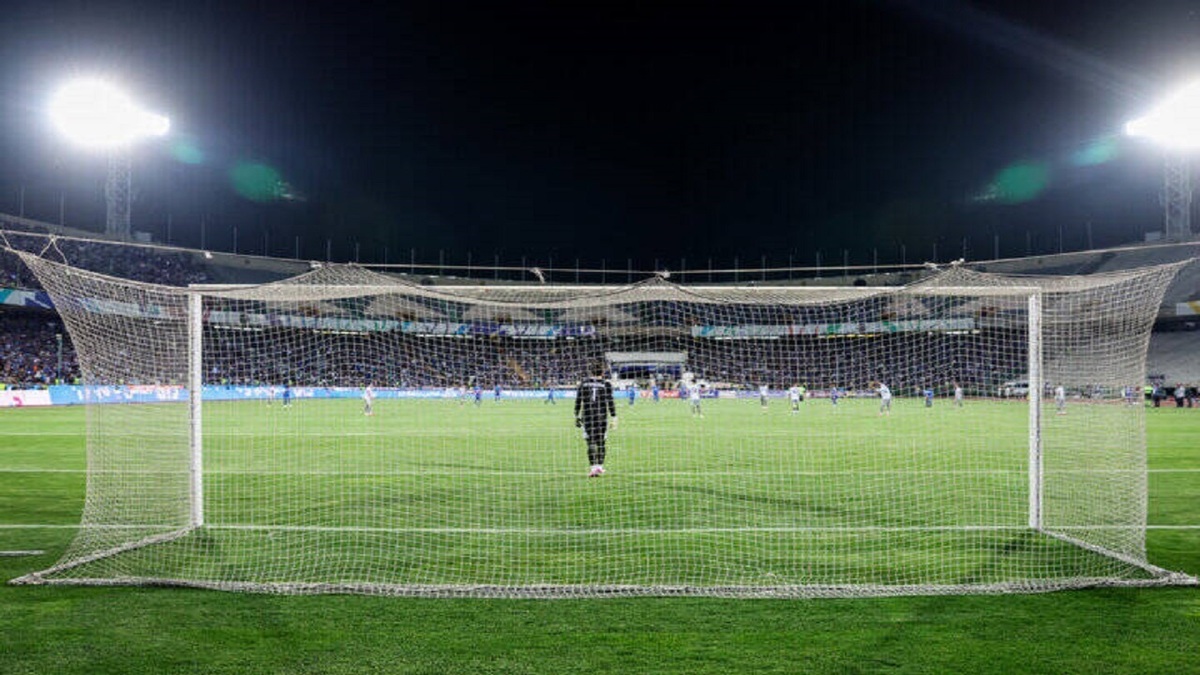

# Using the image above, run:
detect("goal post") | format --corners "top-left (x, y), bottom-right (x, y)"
top-left (188, 291), bottom-right (204, 528)
top-left (1028, 291), bottom-right (1043, 530)
top-left (9, 251), bottom-right (1198, 597)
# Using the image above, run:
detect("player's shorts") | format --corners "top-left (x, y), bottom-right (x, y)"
top-left (581, 423), bottom-right (608, 442)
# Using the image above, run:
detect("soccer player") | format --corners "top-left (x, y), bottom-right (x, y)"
top-left (788, 384), bottom-right (802, 413)
top-left (626, 383), bottom-right (637, 407)
top-left (651, 381), bottom-right (660, 403)
top-left (689, 381), bottom-right (703, 417)
top-left (829, 386), bottom-right (840, 408)
top-left (473, 383), bottom-right (483, 407)
top-left (545, 387), bottom-right (556, 405)
top-left (575, 364), bottom-right (617, 477)
top-left (953, 383), bottom-right (964, 408)
top-left (759, 384), bottom-right (770, 411)
top-left (494, 383), bottom-right (502, 403)
top-left (362, 384), bottom-right (375, 416)
top-left (282, 383), bottom-right (293, 409)
top-left (923, 387), bottom-right (934, 408)
top-left (1054, 384), bottom-right (1067, 414)
top-left (876, 382), bottom-right (892, 416)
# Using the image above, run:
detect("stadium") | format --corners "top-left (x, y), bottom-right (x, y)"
top-left (3, 2), bottom-right (1200, 672)
top-left (2, 211), bottom-right (1199, 667)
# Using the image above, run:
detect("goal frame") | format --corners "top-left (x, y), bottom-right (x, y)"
top-left (180, 284), bottom-right (1057, 545)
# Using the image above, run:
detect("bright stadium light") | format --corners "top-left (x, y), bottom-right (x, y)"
top-left (49, 78), bottom-right (169, 148)
top-left (47, 78), bottom-right (170, 240)
top-left (1125, 79), bottom-right (1200, 240)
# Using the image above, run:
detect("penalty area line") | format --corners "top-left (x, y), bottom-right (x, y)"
top-left (3, 524), bottom-right (1199, 531)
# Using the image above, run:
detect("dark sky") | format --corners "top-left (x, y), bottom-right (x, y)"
top-left (1, 1), bottom-right (1199, 271)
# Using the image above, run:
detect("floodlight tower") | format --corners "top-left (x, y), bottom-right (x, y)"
top-left (1162, 155), bottom-right (1191, 240)
top-left (1126, 80), bottom-right (1200, 241)
top-left (48, 79), bottom-right (169, 240)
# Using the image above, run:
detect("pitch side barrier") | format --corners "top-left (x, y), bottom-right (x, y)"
top-left (0, 385), bottom-right (586, 407)
top-left (3, 386), bottom-right (1132, 408)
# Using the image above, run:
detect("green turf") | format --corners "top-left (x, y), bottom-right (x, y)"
top-left (1, 401), bottom-right (1198, 673)
top-left (14, 397), bottom-right (1163, 591)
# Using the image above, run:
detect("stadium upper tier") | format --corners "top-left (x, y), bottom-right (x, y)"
top-left (1, 212), bottom-right (1198, 313)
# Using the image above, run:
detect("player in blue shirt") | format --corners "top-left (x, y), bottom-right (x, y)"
top-left (494, 383), bottom-right (502, 402)
top-left (473, 384), bottom-right (483, 406)
top-left (651, 381), bottom-right (660, 402)
top-left (627, 384), bottom-right (637, 406)
top-left (829, 386), bottom-right (840, 407)
top-left (546, 387), bottom-right (556, 405)
top-left (924, 387), bottom-right (934, 408)
top-left (282, 383), bottom-right (293, 408)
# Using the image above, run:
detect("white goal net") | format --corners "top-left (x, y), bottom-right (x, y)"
top-left (10, 251), bottom-right (1198, 597)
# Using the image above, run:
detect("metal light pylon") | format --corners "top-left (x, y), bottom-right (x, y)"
top-left (1162, 153), bottom-right (1192, 241)
top-left (105, 149), bottom-right (132, 240)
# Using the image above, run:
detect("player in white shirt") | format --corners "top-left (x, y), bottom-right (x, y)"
top-left (876, 382), bottom-right (892, 416)
top-left (689, 382), bottom-right (703, 417)
top-left (788, 385), bottom-right (802, 413)
top-left (1054, 385), bottom-right (1067, 414)
top-left (362, 385), bottom-right (376, 416)
top-left (759, 384), bottom-right (770, 411)
top-left (953, 383), bottom-right (964, 408)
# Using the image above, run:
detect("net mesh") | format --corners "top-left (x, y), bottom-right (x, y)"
top-left (11, 252), bottom-right (1197, 596)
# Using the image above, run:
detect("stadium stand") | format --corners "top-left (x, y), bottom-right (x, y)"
top-left (0, 311), bottom-right (79, 387)
top-left (1146, 330), bottom-right (1200, 384)
top-left (0, 213), bottom-right (1197, 394)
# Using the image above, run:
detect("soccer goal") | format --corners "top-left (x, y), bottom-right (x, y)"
top-left (9, 250), bottom-right (1197, 597)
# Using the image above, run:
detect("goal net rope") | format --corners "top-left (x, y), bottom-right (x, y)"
top-left (10, 251), bottom-right (1197, 597)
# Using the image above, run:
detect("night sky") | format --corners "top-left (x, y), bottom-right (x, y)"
top-left (1, 0), bottom-right (1198, 271)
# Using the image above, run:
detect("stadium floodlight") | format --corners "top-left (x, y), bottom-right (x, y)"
top-left (1125, 79), bottom-right (1200, 240)
top-left (47, 78), bottom-right (169, 240)
top-left (1125, 80), bottom-right (1200, 150)
top-left (49, 79), bottom-right (169, 149)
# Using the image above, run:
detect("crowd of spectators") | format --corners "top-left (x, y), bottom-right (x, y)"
top-left (0, 313), bottom-right (80, 387)
top-left (204, 329), bottom-right (609, 389)
top-left (198, 327), bottom-right (1029, 395)
top-left (0, 312), bottom-right (1190, 401)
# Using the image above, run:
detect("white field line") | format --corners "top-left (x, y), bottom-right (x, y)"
top-left (3, 468), bottom-right (1200, 476)
top-left (3, 523), bottom-right (1200, 531)
top-left (0, 430), bottom-right (1050, 438)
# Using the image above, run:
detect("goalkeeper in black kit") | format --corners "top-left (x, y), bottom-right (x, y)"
top-left (575, 365), bottom-right (617, 477)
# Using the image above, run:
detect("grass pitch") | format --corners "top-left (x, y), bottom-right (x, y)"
top-left (1, 399), bottom-right (1198, 672)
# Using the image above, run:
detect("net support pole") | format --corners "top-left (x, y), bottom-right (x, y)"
top-left (188, 291), bottom-right (204, 527)
top-left (1027, 291), bottom-right (1043, 530)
